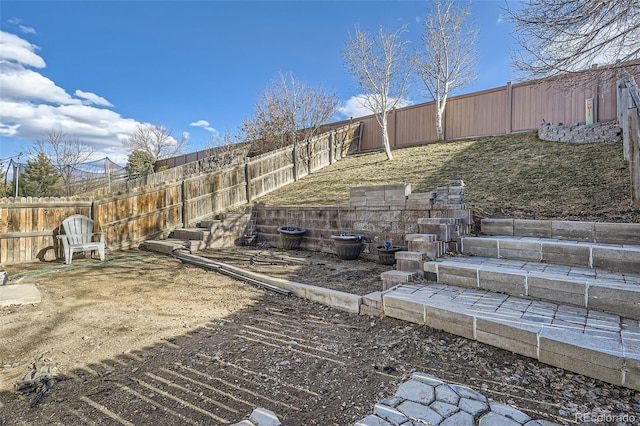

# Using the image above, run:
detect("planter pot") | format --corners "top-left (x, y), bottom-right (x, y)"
top-left (376, 245), bottom-right (403, 265)
top-left (331, 234), bottom-right (365, 260)
top-left (244, 233), bottom-right (257, 246)
top-left (277, 226), bottom-right (307, 250)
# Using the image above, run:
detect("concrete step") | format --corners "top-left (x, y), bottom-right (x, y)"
top-left (405, 234), bottom-right (447, 259)
top-left (143, 239), bottom-right (188, 255)
top-left (197, 219), bottom-right (222, 229)
top-left (173, 228), bottom-right (211, 241)
top-left (423, 256), bottom-right (640, 320)
top-left (395, 251), bottom-right (426, 275)
top-left (417, 217), bottom-right (463, 242)
top-left (461, 235), bottom-right (640, 274)
top-left (381, 270), bottom-right (422, 291)
top-left (481, 219), bottom-right (640, 245)
top-left (382, 282), bottom-right (640, 391)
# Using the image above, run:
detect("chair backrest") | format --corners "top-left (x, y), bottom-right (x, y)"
top-left (62, 214), bottom-right (95, 245)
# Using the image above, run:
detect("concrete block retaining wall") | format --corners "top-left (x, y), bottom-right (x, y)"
top-left (538, 121), bottom-right (622, 143)
top-left (251, 181), bottom-right (472, 261)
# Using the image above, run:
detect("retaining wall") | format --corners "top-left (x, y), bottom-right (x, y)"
top-left (252, 181), bottom-right (472, 260)
top-left (538, 121), bottom-right (622, 143)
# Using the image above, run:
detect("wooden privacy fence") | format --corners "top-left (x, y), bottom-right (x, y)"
top-left (322, 62), bottom-right (640, 152)
top-left (0, 198), bottom-right (93, 264)
top-left (0, 123), bottom-right (362, 264)
top-left (93, 184), bottom-right (183, 250)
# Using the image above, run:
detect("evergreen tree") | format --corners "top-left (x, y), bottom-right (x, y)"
top-left (126, 150), bottom-right (156, 179)
top-left (20, 153), bottom-right (64, 197)
top-left (0, 168), bottom-right (7, 197)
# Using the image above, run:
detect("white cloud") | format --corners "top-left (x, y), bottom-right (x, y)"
top-left (338, 95), bottom-right (413, 119)
top-left (0, 122), bottom-right (20, 136)
top-left (74, 90), bottom-right (113, 107)
top-left (338, 96), bottom-right (375, 119)
top-left (0, 30), bottom-right (145, 165)
top-left (0, 31), bottom-right (45, 68)
top-left (496, 14), bottom-right (505, 25)
top-left (189, 119), bottom-right (217, 133)
top-left (19, 25), bottom-right (36, 35)
top-left (0, 65), bottom-right (79, 104)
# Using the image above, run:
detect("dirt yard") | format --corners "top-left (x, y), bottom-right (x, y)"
top-left (1, 247), bottom-right (638, 425)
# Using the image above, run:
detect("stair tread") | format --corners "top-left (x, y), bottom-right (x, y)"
top-left (386, 281), bottom-right (639, 347)
top-left (427, 256), bottom-right (640, 284)
top-left (464, 235), bottom-right (640, 250)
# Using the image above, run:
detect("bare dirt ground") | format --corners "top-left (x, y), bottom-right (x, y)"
top-left (1, 247), bottom-right (638, 425)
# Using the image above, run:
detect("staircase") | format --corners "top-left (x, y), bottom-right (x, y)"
top-left (143, 210), bottom-right (252, 254)
top-left (381, 218), bottom-right (640, 391)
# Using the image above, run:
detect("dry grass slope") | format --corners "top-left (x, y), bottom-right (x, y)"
top-left (255, 132), bottom-right (640, 223)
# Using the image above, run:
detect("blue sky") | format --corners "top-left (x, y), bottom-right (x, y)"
top-left (0, 0), bottom-right (519, 166)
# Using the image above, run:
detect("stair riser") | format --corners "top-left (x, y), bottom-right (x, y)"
top-left (407, 241), bottom-right (446, 259)
top-left (381, 270), bottom-right (421, 291)
top-left (428, 264), bottom-right (640, 320)
top-left (173, 229), bottom-right (210, 241)
top-left (417, 223), bottom-right (460, 242)
top-left (481, 219), bottom-right (640, 246)
top-left (462, 238), bottom-right (640, 273)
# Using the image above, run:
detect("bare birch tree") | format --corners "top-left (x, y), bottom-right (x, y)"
top-left (123, 124), bottom-right (189, 161)
top-left (33, 128), bottom-right (94, 196)
top-left (415, 0), bottom-right (478, 141)
top-left (342, 25), bottom-right (414, 160)
top-left (242, 72), bottom-right (339, 155)
top-left (506, 0), bottom-right (640, 80)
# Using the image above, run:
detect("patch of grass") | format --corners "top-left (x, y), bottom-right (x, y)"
top-left (255, 132), bottom-right (639, 223)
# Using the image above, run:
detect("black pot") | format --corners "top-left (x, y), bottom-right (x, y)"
top-left (331, 234), bottom-right (365, 260)
top-left (244, 233), bottom-right (257, 246)
top-left (277, 227), bottom-right (307, 250)
top-left (376, 245), bottom-right (403, 265)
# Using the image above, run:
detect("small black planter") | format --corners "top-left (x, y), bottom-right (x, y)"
top-left (277, 226), bottom-right (307, 250)
top-left (243, 232), bottom-right (257, 246)
top-left (331, 233), bottom-right (365, 260)
top-left (376, 245), bottom-right (403, 265)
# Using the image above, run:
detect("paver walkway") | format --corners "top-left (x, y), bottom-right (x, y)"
top-left (355, 372), bottom-right (560, 426)
top-left (234, 372), bottom-right (563, 426)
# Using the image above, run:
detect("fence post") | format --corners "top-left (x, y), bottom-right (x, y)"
top-left (391, 108), bottom-right (397, 147)
top-left (292, 145), bottom-right (299, 181)
top-left (506, 81), bottom-right (513, 135)
top-left (629, 107), bottom-right (640, 207)
top-left (622, 86), bottom-right (632, 161)
top-left (181, 179), bottom-right (189, 227)
top-left (244, 158), bottom-right (252, 204)
top-left (617, 79), bottom-right (626, 127)
top-left (329, 131), bottom-right (335, 165)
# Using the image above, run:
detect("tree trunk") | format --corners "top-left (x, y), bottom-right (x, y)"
top-left (435, 97), bottom-right (447, 141)
top-left (381, 116), bottom-right (394, 160)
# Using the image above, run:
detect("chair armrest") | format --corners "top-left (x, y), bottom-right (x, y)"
top-left (58, 233), bottom-right (103, 243)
